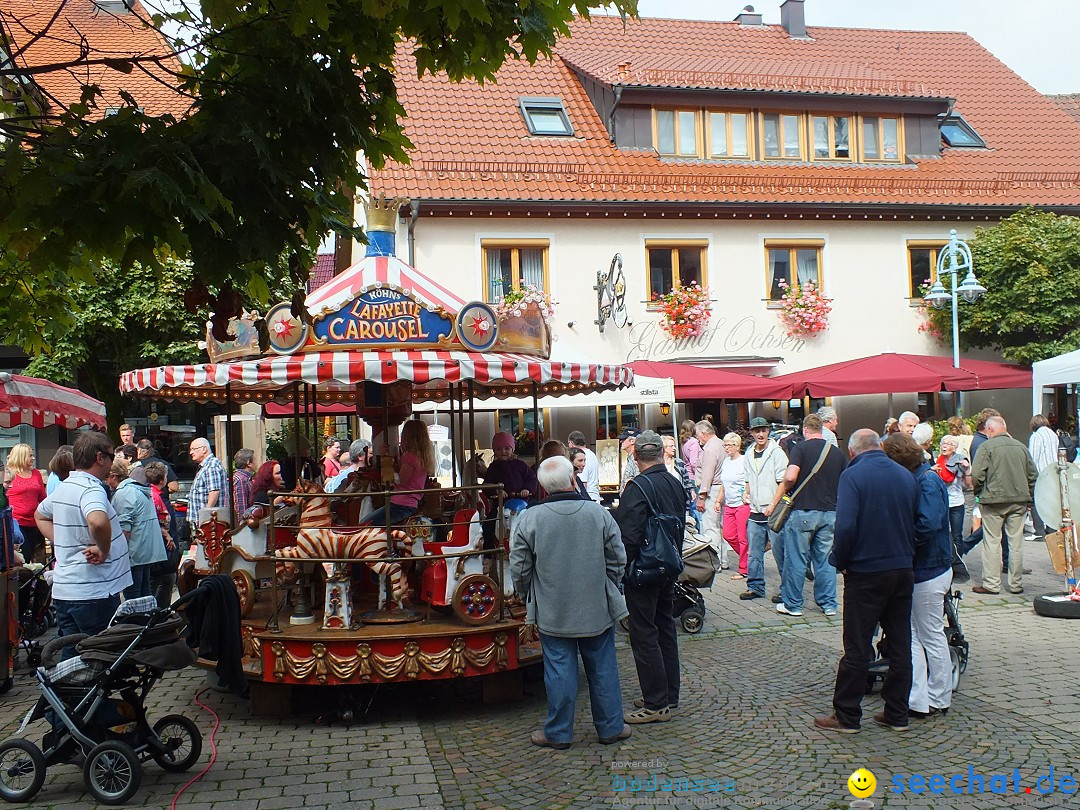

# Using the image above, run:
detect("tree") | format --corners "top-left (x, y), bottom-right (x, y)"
top-left (22, 254), bottom-right (290, 435)
top-left (923, 209), bottom-right (1080, 365)
top-left (0, 0), bottom-right (637, 352)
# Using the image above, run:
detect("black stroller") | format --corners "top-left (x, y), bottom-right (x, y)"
top-left (0, 595), bottom-right (203, 805)
top-left (866, 588), bottom-right (970, 694)
top-left (673, 535), bottom-right (720, 634)
top-left (16, 562), bottom-right (55, 670)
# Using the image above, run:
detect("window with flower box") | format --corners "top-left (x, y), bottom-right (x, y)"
top-left (907, 240), bottom-right (947, 300)
top-left (765, 240), bottom-right (824, 302)
top-left (860, 115), bottom-right (902, 162)
top-left (481, 240), bottom-right (549, 304)
top-left (646, 240), bottom-right (708, 304)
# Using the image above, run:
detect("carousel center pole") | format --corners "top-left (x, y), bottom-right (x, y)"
top-left (290, 383), bottom-right (316, 625)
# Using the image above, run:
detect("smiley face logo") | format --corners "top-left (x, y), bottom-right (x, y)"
top-left (847, 768), bottom-right (877, 798)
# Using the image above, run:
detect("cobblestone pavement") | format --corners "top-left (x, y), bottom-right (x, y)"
top-left (2, 536), bottom-right (1075, 809)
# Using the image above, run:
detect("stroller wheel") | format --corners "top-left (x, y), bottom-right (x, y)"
top-left (151, 715), bottom-right (202, 773)
top-left (83, 740), bottom-right (141, 806)
top-left (950, 647), bottom-right (962, 692)
top-left (0, 738), bottom-right (46, 803)
top-left (681, 608), bottom-right (705, 634)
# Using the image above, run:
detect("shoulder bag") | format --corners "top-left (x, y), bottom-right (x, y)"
top-left (767, 442), bottom-right (832, 534)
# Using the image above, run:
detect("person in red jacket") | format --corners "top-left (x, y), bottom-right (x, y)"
top-left (5, 443), bottom-right (46, 562)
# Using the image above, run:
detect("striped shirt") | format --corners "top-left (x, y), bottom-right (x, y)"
top-left (37, 470), bottom-right (132, 601)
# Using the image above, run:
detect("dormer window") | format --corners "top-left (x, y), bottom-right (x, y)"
top-left (519, 97), bottom-right (573, 136)
top-left (940, 114), bottom-right (985, 148)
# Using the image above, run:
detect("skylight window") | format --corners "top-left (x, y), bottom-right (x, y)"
top-left (940, 114), bottom-right (985, 148)
top-left (520, 97), bottom-right (573, 136)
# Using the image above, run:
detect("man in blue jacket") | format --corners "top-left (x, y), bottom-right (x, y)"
top-left (814, 429), bottom-right (919, 734)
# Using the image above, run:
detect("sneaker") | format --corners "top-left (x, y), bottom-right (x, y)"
top-left (633, 698), bottom-right (678, 711)
top-left (823, 608), bottom-right (838, 617)
top-left (873, 712), bottom-right (909, 732)
top-left (813, 714), bottom-right (859, 734)
top-left (598, 725), bottom-right (632, 744)
top-left (1008, 587), bottom-right (1025, 594)
top-left (739, 590), bottom-right (763, 600)
top-left (776, 603), bottom-right (803, 617)
top-left (624, 707), bottom-right (671, 724)
top-left (770, 594), bottom-right (783, 604)
top-left (530, 730), bottom-right (571, 749)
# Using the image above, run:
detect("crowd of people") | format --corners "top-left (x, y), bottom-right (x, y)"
top-left (509, 404), bottom-right (1052, 745)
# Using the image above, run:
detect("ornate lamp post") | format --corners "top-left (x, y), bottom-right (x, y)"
top-left (924, 229), bottom-right (987, 368)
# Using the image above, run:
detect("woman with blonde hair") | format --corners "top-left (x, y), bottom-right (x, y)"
top-left (361, 419), bottom-right (435, 526)
top-left (679, 419), bottom-right (702, 480)
top-left (714, 432), bottom-right (750, 579)
top-left (5, 443), bottom-right (46, 562)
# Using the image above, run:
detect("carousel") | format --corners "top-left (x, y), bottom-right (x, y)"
top-left (119, 198), bottom-right (633, 710)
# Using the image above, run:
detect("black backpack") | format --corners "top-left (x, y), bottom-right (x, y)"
top-left (624, 475), bottom-right (685, 587)
top-left (1058, 430), bottom-right (1078, 463)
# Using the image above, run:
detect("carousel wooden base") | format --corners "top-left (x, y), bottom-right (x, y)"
top-left (234, 595), bottom-right (539, 701)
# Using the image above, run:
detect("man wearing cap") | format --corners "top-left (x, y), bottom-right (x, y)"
top-left (694, 420), bottom-right (728, 568)
top-left (618, 427), bottom-right (640, 494)
top-left (742, 418), bottom-right (789, 601)
top-left (615, 430), bottom-right (685, 724)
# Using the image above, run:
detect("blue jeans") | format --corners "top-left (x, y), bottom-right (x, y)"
top-left (124, 565), bottom-right (153, 600)
top-left (539, 627), bottom-right (623, 743)
top-left (948, 506), bottom-right (965, 551)
top-left (360, 503), bottom-right (417, 527)
top-left (746, 519), bottom-right (777, 598)
top-left (54, 594), bottom-right (121, 660)
top-left (780, 510), bottom-right (837, 612)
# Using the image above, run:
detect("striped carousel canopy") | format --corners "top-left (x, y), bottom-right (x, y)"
top-left (119, 350), bottom-right (633, 404)
top-left (0, 373), bottom-right (107, 429)
top-left (305, 254), bottom-right (468, 317)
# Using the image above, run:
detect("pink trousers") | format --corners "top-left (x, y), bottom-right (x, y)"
top-left (722, 504), bottom-right (751, 575)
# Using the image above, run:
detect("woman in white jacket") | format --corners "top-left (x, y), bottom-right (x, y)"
top-left (1028, 414), bottom-right (1059, 540)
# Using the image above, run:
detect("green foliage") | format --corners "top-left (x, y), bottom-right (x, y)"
top-left (927, 418), bottom-right (976, 452)
top-left (923, 209), bottom-right (1080, 364)
top-left (0, 0), bottom-right (638, 351)
top-left (266, 420), bottom-right (322, 462)
top-left (22, 254), bottom-right (290, 430)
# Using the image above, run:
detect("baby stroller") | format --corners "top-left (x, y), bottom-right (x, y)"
top-left (673, 534), bottom-right (721, 634)
top-left (865, 588), bottom-right (970, 695)
top-left (0, 595), bottom-right (203, 806)
top-left (16, 562), bottom-right (55, 670)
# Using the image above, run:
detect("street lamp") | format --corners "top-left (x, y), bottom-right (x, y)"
top-left (924, 229), bottom-right (986, 368)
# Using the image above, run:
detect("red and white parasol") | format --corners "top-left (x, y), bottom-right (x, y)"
top-left (0, 373), bottom-right (107, 429)
top-left (305, 255), bottom-right (468, 317)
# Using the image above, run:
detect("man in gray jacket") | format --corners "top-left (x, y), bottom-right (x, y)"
top-left (511, 456), bottom-right (630, 749)
top-left (970, 416), bottom-right (1038, 595)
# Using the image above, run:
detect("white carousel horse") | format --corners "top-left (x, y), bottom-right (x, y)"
top-left (279, 481), bottom-right (411, 602)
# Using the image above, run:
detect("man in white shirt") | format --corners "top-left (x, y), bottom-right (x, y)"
top-left (36, 431), bottom-right (132, 658)
top-left (326, 438), bottom-right (372, 493)
top-left (567, 431), bottom-right (601, 501)
top-left (818, 406), bottom-right (839, 448)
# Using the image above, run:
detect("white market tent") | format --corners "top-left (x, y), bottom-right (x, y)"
top-left (1032, 348), bottom-right (1080, 414)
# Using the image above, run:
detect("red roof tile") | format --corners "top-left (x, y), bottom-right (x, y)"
top-left (2, 0), bottom-right (189, 119)
top-left (1049, 94), bottom-right (1080, 125)
top-left (370, 16), bottom-right (1080, 209)
top-left (308, 253), bottom-right (336, 292)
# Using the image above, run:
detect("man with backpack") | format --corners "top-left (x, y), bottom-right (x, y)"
top-left (616, 429), bottom-right (686, 725)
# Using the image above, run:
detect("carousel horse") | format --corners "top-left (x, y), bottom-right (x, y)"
top-left (279, 480), bottom-right (412, 602)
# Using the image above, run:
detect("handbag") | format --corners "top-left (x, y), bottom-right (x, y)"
top-left (767, 442), bottom-right (833, 533)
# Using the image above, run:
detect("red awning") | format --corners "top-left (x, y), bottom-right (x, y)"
top-left (0, 373), bottom-right (107, 429)
top-left (627, 360), bottom-right (792, 401)
top-left (772, 353), bottom-right (1031, 398)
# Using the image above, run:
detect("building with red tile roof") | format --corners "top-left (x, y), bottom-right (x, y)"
top-left (1049, 94), bottom-right (1080, 125)
top-left (359, 3), bottom-right (1066, 437)
top-left (1, 0), bottom-right (189, 121)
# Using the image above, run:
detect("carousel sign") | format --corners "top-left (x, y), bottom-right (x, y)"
top-left (313, 287), bottom-right (453, 348)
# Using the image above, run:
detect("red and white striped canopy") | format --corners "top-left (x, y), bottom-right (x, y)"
top-left (305, 255), bottom-right (469, 317)
top-left (0, 373), bottom-right (107, 429)
top-left (120, 350), bottom-right (633, 403)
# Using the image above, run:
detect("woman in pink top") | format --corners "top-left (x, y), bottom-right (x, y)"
top-left (5, 443), bottom-right (47, 562)
top-left (322, 437), bottom-right (343, 479)
top-left (361, 420), bottom-right (435, 526)
top-left (680, 419), bottom-right (703, 479)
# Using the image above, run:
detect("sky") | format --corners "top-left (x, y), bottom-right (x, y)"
top-left (625, 0), bottom-right (1078, 95)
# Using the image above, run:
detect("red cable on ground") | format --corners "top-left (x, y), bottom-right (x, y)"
top-left (170, 686), bottom-right (220, 810)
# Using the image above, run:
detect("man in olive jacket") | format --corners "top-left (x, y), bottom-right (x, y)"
top-left (510, 456), bottom-right (629, 749)
top-left (970, 416), bottom-right (1038, 595)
